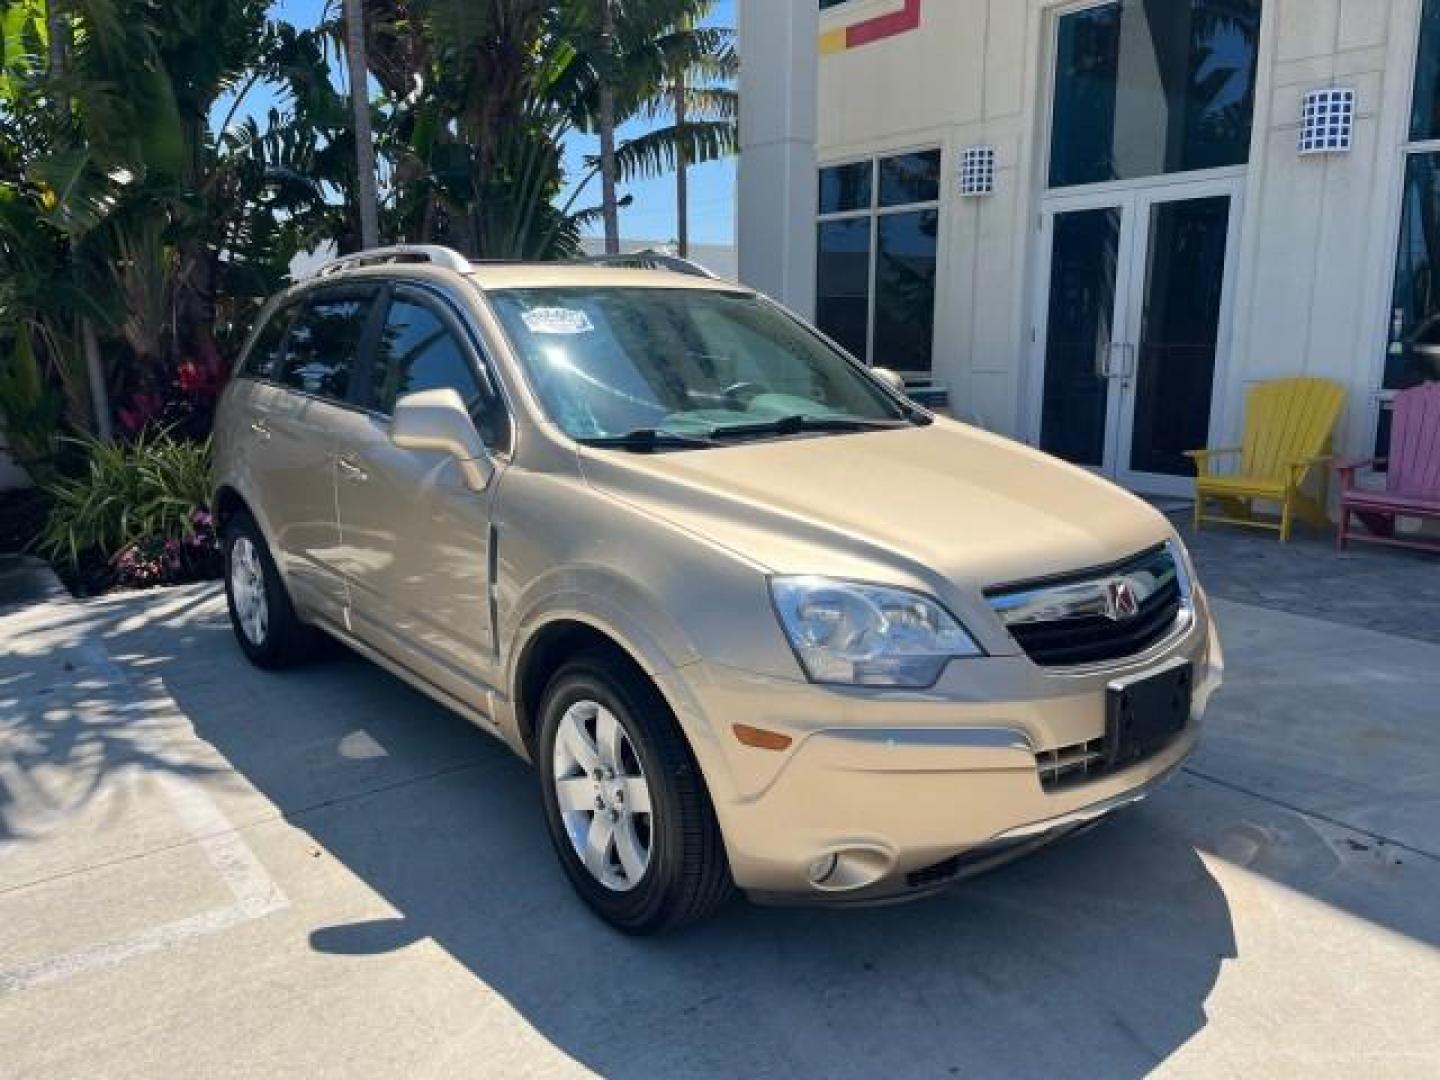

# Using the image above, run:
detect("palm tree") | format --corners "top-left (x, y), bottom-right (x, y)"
top-left (665, 15), bottom-right (736, 256)
top-left (343, 0), bottom-right (380, 248)
top-left (576, 0), bottom-right (735, 255)
top-left (597, 1), bottom-right (622, 253)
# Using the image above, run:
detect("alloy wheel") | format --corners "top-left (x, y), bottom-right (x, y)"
top-left (551, 699), bottom-right (654, 892)
top-left (230, 536), bottom-right (269, 646)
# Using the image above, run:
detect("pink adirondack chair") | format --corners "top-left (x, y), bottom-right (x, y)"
top-left (1337, 382), bottom-right (1440, 552)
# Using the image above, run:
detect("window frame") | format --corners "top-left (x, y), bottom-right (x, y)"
top-left (816, 146), bottom-right (942, 375)
top-left (365, 282), bottom-right (515, 458)
top-left (1039, 0), bottom-right (1259, 198)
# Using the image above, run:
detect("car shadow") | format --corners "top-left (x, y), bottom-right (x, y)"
top-left (62, 586), bottom-right (1231, 1079)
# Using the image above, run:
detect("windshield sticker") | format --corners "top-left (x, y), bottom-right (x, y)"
top-left (521, 307), bottom-right (595, 335)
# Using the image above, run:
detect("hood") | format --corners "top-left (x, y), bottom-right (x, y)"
top-left (578, 419), bottom-right (1173, 597)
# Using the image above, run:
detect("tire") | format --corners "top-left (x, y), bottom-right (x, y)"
top-left (537, 649), bottom-right (734, 934)
top-left (222, 509), bottom-right (317, 669)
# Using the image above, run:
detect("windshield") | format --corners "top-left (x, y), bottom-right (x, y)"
top-left (487, 287), bottom-right (910, 443)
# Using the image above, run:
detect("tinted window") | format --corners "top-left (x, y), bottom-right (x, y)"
top-left (276, 294), bottom-right (371, 402)
top-left (241, 303), bottom-right (295, 380)
top-left (816, 218), bottom-right (872, 361)
top-left (878, 150), bottom-right (941, 207)
top-left (1049, 0), bottom-right (1262, 188)
top-left (819, 161), bottom-right (873, 215)
top-left (1414, 0), bottom-right (1440, 140)
top-left (375, 297), bottom-right (509, 448)
top-left (873, 209), bottom-right (938, 372)
top-left (1386, 153), bottom-right (1440, 392)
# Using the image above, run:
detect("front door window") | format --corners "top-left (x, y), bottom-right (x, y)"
top-left (1049, 0), bottom-right (1263, 189)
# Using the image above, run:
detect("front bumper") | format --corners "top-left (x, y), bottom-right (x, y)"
top-left (656, 596), bottom-right (1222, 900)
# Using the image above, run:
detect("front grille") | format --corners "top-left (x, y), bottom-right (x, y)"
top-left (986, 544), bottom-right (1186, 668)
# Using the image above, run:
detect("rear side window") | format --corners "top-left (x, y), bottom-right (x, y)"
top-left (275, 294), bottom-right (372, 403)
top-left (374, 297), bottom-right (510, 449)
top-left (240, 303), bottom-right (295, 380)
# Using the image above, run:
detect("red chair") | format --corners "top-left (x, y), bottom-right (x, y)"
top-left (1337, 382), bottom-right (1440, 552)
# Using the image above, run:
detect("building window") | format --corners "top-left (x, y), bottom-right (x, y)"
top-left (1382, 0), bottom-right (1440, 452)
top-left (816, 150), bottom-right (940, 374)
top-left (1048, 0), bottom-right (1263, 189)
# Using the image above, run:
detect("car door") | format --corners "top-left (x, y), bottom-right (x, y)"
top-left (328, 284), bottom-right (511, 700)
top-left (253, 285), bottom-right (381, 626)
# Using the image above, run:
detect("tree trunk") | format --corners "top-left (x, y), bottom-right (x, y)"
top-left (46, 0), bottom-right (67, 117)
top-left (673, 77), bottom-right (689, 257)
top-left (49, 3), bottom-right (112, 438)
top-left (81, 319), bottom-right (113, 442)
top-left (598, 0), bottom-right (621, 255)
top-left (344, 0), bottom-right (380, 249)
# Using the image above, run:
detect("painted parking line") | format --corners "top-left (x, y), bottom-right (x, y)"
top-left (0, 632), bottom-right (289, 994)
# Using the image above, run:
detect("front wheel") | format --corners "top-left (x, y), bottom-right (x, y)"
top-left (537, 650), bottom-right (733, 933)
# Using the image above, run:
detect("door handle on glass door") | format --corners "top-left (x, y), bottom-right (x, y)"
top-left (336, 456), bottom-right (368, 482)
top-left (1120, 343), bottom-right (1138, 383)
top-left (1096, 342), bottom-right (1125, 379)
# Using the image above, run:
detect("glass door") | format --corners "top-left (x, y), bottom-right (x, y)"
top-left (1033, 178), bottom-right (1239, 495)
top-left (1115, 180), bottom-right (1240, 495)
top-left (1036, 195), bottom-right (1135, 471)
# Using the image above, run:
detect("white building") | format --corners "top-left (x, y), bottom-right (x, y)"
top-left (741, 0), bottom-right (1440, 498)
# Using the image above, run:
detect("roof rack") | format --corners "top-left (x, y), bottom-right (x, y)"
top-left (579, 252), bottom-right (719, 279)
top-left (314, 244), bottom-right (473, 278)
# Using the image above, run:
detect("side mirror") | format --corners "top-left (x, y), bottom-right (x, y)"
top-left (390, 389), bottom-right (494, 492)
top-left (871, 367), bottom-right (908, 396)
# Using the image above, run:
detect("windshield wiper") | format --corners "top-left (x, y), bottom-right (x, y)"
top-left (708, 415), bottom-right (909, 441)
top-left (577, 428), bottom-right (721, 452)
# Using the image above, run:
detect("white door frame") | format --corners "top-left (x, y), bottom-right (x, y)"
top-left (1026, 174), bottom-right (1244, 498)
top-left (1114, 175), bottom-right (1245, 497)
top-left (1028, 188), bottom-right (1138, 480)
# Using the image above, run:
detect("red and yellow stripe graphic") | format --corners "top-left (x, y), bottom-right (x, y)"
top-left (820, 0), bottom-right (922, 55)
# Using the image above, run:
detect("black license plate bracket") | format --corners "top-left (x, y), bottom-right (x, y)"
top-left (1105, 659), bottom-right (1192, 768)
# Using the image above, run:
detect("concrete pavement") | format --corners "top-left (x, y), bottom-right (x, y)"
top-left (1, 574), bottom-right (1437, 1078)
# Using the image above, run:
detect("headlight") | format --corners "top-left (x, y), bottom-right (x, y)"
top-left (770, 577), bottom-right (983, 687)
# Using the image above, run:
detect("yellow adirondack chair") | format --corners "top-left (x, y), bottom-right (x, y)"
top-left (1186, 377), bottom-right (1346, 542)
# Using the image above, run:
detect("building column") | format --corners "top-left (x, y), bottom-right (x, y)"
top-left (737, 0), bottom-right (818, 317)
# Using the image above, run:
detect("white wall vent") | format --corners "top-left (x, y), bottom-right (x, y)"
top-left (1299, 88), bottom-right (1355, 155)
top-left (959, 145), bottom-right (997, 196)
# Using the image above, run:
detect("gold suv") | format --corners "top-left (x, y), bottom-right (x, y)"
top-left (213, 245), bottom-right (1223, 933)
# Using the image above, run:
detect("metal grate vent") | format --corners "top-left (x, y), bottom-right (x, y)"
top-left (959, 145), bottom-right (997, 196)
top-left (1299, 88), bottom-right (1355, 154)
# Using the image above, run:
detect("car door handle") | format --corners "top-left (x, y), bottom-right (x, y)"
top-left (336, 456), bottom-right (368, 482)
top-left (249, 420), bottom-right (271, 439)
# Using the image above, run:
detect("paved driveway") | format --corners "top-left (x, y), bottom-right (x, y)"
top-left (1, 576), bottom-right (1437, 1078)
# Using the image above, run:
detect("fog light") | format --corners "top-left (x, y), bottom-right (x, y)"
top-left (808, 853), bottom-right (839, 885)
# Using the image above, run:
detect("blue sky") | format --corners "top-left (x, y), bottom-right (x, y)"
top-left (248, 0), bottom-right (735, 246)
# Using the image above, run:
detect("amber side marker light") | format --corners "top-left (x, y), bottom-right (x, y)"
top-left (732, 724), bottom-right (793, 751)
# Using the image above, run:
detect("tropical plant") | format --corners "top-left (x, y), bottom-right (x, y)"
top-left (38, 430), bottom-right (214, 567)
top-left (0, 330), bottom-right (64, 481)
top-left (350, 0), bottom-right (735, 259)
top-left (565, 0), bottom-right (737, 253)
top-left (0, 0), bottom-right (347, 449)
